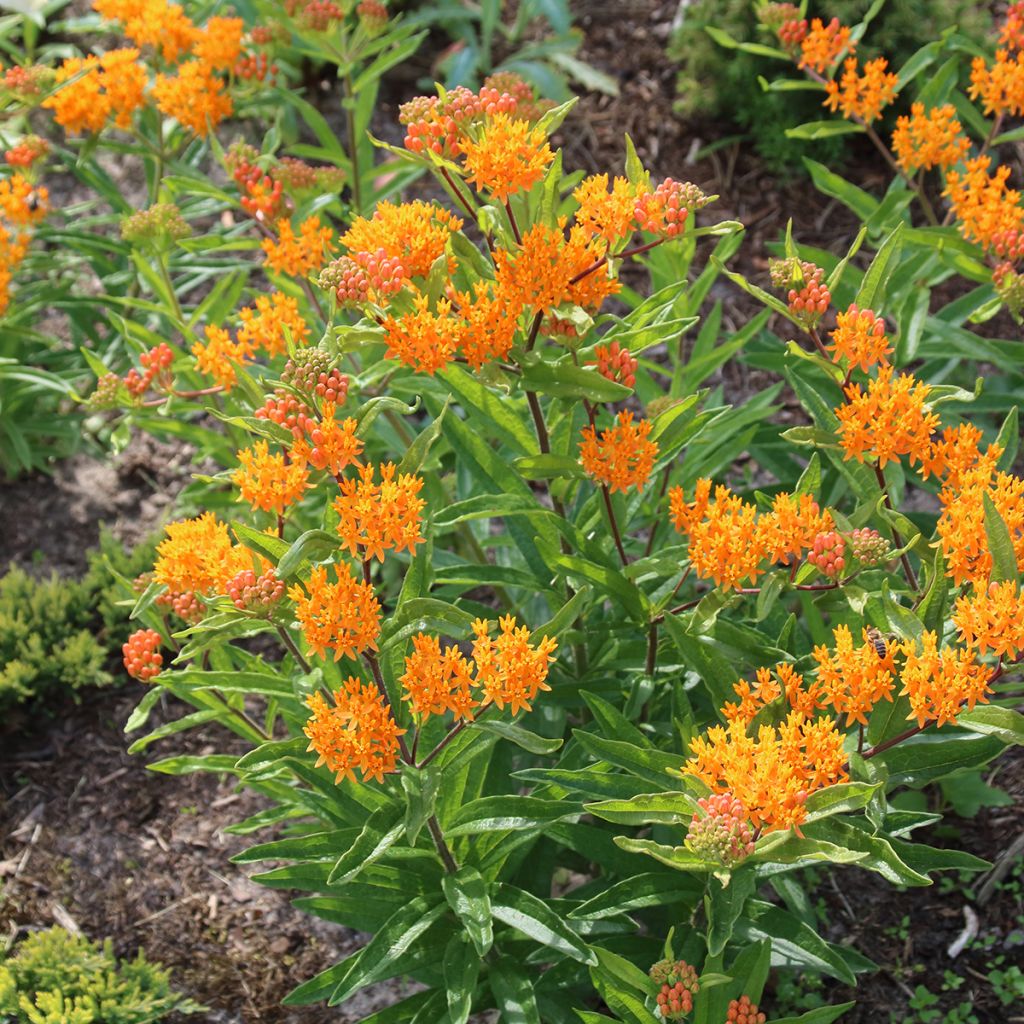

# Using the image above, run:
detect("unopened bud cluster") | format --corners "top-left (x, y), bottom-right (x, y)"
top-left (256, 390), bottom-right (316, 440)
top-left (282, 349), bottom-right (349, 405)
top-left (225, 569), bottom-right (284, 611)
top-left (992, 227), bottom-right (1023, 264)
top-left (88, 372), bottom-right (125, 410)
top-left (994, 263), bottom-right (1024, 318)
top-left (635, 179), bottom-right (710, 238)
top-left (121, 203), bottom-right (191, 247)
top-left (5, 135), bottom-right (48, 167)
top-left (685, 793), bottom-right (755, 867)
top-left (770, 258), bottom-right (830, 325)
top-left (807, 530), bottom-right (846, 578)
top-left (726, 996), bottom-right (766, 1024)
top-left (288, 0), bottom-right (344, 31)
top-left (124, 343), bottom-right (173, 398)
top-left (357, 0), bottom-right (388, 33)
top-left (593, 341), bottom-right (638, 388)
top-left (848, 527), bottom-right (890, 566)
top-left (123, 628), bottom-right (163, 682)
top-left (650, 960), bottom-right (700, 1020)
top-left (157, 589), bottom-right (204, 623)
top-left (234, 51), bottom-right (278, 83)
top-left (757, 1), bottom-right (801, 32)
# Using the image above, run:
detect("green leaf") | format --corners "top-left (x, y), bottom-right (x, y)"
top-left (277, 529), bottom-right (339, 579)
top-left (520, 360), bottom-right (632, 402)
top-left (956, 706), bottom-right (1024, 746)
top-left (803, 159), bottom-right (878, 222)
top-left (446, 795), bottom-right (578, 836)
top-left (328, 805), bottom-right (404, 886)
top-left (472, 719), bottom-right (563, 754)
top-left (489, 957), bottom-right (541, 1024)
top-left (704, 23), bottom-right (789, 58)
top-left (855, 223), bottom-right (904, 309)
top-left (785, 121), bottom-right (865, 140)
top-left (739, 903), bottom-right (857, 984)
top-left (402, 765), bottom-right (439, 845)
top-left (982, 492), bottom-right (1019, 584)
top-left (573, 731), bottom-right (683, 788)
top-left (491, 884), bottom-right (597, 964)
top-left (443, 867), bottom-right (493, 957)
top-left (767, 1003), bottom-right (856, 1024)
top-left (569, 872), bottom-right (702, 920)
top-left (398, 399), bottom-right (449, 476)
top-left (803, 782), bottom-right (884, 822)
top-left (706, 872), bottom-right (756, 956)
top-left (612, 837), bottom-right (714, 872)
top-left (873, 733), bottom-right (1004, 788)
top-left (443, 935), bottom-right (479, 1024)
top-left (586, 791), bottom-right (698, 826)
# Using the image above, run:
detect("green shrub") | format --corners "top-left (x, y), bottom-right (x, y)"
top-left (669, 0), bottom-right (988, 174)
top-left (83, 527), bottom-right (160, 648)
top-left (0, 927), bottom-right (200, 1024)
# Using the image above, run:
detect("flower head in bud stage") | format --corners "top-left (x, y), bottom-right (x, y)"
top-left (123, 628), bottom-right (163, 682)
top-left (235, 160), bottom-right (286, 220)
top-left (969, 50), bottom-right (1024, 118)
top-left (807, 530), bottom-right (846, 578)
top-left (88, 372), bottom-right (128, 410)
top-left (304, 678), bottom-right (404, 783)
top-left (634, 179), bottom-right (710, 238)
top-left (121, 342), bottom-right (174, 399)
top-left (154, 512), bottom-right (253, 597)
top-left (285, 0), bottom-right (345, 32)
top-left (470, 616), bottom-right (558, 714)
top-left (121, 203), bottom-right (191, 248)
top-left (828, 304), bottom-right (892, 372)
top-left (235, 51), bottom-right (278, 85)
top-left (225, 568), bottom-right (285, 612)
top-left (761, 492), bottom-right (833, 566)
top-left (333, 462), bottom-right (426, 562)
top-left (459, 112), bottom-right (554, 202)
top-left (573, 173), bottom-right (638, 244)
top-left (580, 411), bottom-right (658, 494)
top-left (944, 156), bottom-right (1024, 251)
top-left (799, 17), bottom-right (853, 73)
top-left (835, 366), bottom-right (939, 469)
top-left (824, 57), bottom-right (898, 124)
top-left (953, 580), bottom-right (1024, 660)
top-left (727, 996), bottom-right (767, 1024)
top-left (770, 258), bottom-right (830, 327)
top-left (281, 348), bottom-right (349, 404)
top-left (686, 793), bottom-right (755, 867)
top-left (319, 255), bottom-right (371, 306)
top-left (899, 632), bottom-right (992, 728)
top-left (848, 527), bottom-right (890, 566)
top-left (255, 391), bottom-right (316, 440)
top-left (758, 1), bottom-right (801, 35)
top-left (233, 440), bottom-right (310, 514)
top-left (288, 564), bottom-right (381, 661)
top-left (994, 262), bottom-right (1024, 318)
top-left (357, 0), bottom-right (387, 34)
top-left (992, 227), bottom-right (1024, 265)
top-left (351, 248), bottom-right (406, 302)
top-left (191, 324), bottom-right (253, 391)
top-left (262, 216), bottom-right (336, 276)
top-left (5, 135), bottom-right (48, 168)
top-left (1002, 1), bottom-right (1024, 49)
top-left (270, 157), bottom-right (345, 195)
top-left (813, 624), bottom-right (896, 727)
top-left (157, 588), bottom-right (204, 624)
top-left (591, 341), bottom-right (637, 389)
top-left (290, 406), bottom-right (363, 474)
top-left (892, 103), bottom-right (970, 175)
top-left (3, 64), bottom-right (55, 97)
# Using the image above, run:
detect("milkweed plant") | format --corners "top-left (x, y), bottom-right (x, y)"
top-left (1, 0), bottom-right (1023, 1021)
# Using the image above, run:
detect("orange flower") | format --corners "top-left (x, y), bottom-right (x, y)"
top-left (954, 580), bottom-right (1024, 659)
top-left (304, 679), bottom-right (404, 783)
top-left (892, 103), bottom-right (970, 175)
top-left (686, 710), bottom-right (849, 833)
top-left (573, 173), bottom-right (637, 244)
top-left (44, 56), bottom-right (106, 135)
top-left (290, 405), bottom-right (363, 474)
top-left (288, 564), bottom-right (381, 662)
top-left (899, 632), bottom-right (992, 728)
top-left (969, 50), bottom-right (1024, 117)
top-left (471, 615), bottom-right (558, 714)
top-left (812, 624), bottom-right (895, 727)
top-left (153, 61), bottom-right (232, 137)
top-left (340, 200), bottom-right (462, 280)
top-left (824, 57), bottom-right (898, 124)
top-left (761, 492), bottom-right (834, 566)
top-left (944, 155), bottom-right (1024, 250)
top-left (232, 440), bottom-right (310, 514)
top-left (99, 48), bottom-right (148, 128)
top-left (828, 303), bottom-right (892, 372)
top-left (0, 174), bottom-right (47, 226)
top-left (400, 633), bottom-right (478, 720)
top-left (381, 292), bottom-right (461, 374)
top-left (262, 216), bottom-right (336, 276)
top-left (193, 15), bottom-right (244, 70)
top-left (453, 280), bottom-right (523, 369)
top-left (191, 324), bottom-right (253, 390)
top-left (333, 462), bottom-right (426, 562)
top-left (1002, 1), bottom-right (1024, 50)
top-left (154, 511), bottom-right (252, 596)
top-left (580, 411), bottom-right (659, 494)
top-left (799, 17), bottom-right (853, 74)
top-left (237, 290), bottom-right (310, 357)
top-left (94, 0), bottom-right (199, 62)
top-left (723, 663), bottom-right (821, 726)
top-left (917, 423), bottom-right (1002, 489)
top-left (459, 112), bottom-right (554, 202)
top-left (835, 365), bottom-right (939, 469)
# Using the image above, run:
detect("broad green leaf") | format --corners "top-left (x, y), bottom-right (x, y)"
top-left (706, 872), bottom-right (756, 955)
top-left (443, 935), bottom-right (479, 1024)
top-left (785, 121), bottom-right (865, 140)
top-left (446, 795), bottom-right (579, 836)
top-left (328, 804), bottom-right (404, 885)
top-left (586, 791), bottom-right (698, 826)
top-left (956, 706), bottom-right (1024, 746)
top-left (443, 867), bottom-right (493, 956)
top-left (490, 957), bottom-right (541, 1024)
top-left (472, 719), bottom-right (563, 754)
top-left (982, 492), bottom-right (1019, 584)
top-left (569, 872), bottom-right (702, 920)
top-left (491, 884), bottom-right (596, 964)
top-left (767, 1003), bottom-right (856, 1024)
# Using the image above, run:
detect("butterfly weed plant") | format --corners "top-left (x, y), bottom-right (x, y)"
top-left (1, 0), bottom-right (1023, 1021)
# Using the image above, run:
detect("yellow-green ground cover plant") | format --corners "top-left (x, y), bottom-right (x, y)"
top-left (1, 0), bottom-right (1023, 1021)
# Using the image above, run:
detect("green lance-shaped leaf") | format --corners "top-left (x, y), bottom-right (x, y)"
top-left (490, 884), bottom-right (597, 964)
top-left (982, 492), bottom-right (1019, 584)
top-left (443, 935), bottom-right (480, 1024)
top-left (705, 871), bottom-right (756, 956)
top-left (443, 867), bottom-right (493, 956)
top-left (489, 957), bottom-right (541, 1024)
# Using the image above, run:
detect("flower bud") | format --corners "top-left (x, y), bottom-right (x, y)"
top-left (123, 628), bottom-right (163, 682)
top-left (686, 793), bottom-right (755, 867)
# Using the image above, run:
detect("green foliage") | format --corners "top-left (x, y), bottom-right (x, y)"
top-left (83, 527), bottom-right (160, 648)
top-left (0, 927), bottom-right (200, 1024)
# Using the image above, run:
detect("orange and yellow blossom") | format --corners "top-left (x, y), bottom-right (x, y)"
top-left (381, 292), bottom-right (461, 374)
top-left (686, 710), bottom-right (849, 833)
top-left (288, 564), bottom-right (381, 662)
top-left (812, 625), bottom-right (895, 727)
top-left (459, 113), bottom-right (554, 202)
top-left (237, 290), bottom-right (310, 358)
top-left (944, 156), bottom-right (1024, 250)
top-left (262, 216), bottom-right (336, 276)
top-left (917, 423), bottom-right (1002, 490)
top-left (400, 633), bottom-right (478, 721)
top-left (579, 411), bottom-right (659, 494)
top-left (232, 440), bottom-right (310, 515)
top-left (470, 615), bottom-right (558, 714)
top-left (760, 492), bottom-right (833, 566)
top-left (824, 57), bottom-right (898, 124)
top-left (154, 512), bottom-right (252, 596)
top-left (152, 61), bottom-right (232, 137)
top-left (835, 365), bottom-right (939, 469)
top-left (304, 679), bottom-right (404, 783)
top-left (192, 15), bottom-right (244, 70)
top-left (93, 0), bottom-right (199, 62)
top-left (969, 50), bottom-right (1024, 117)
top-left (892, 104), bottom-right (970, 175)
top-left (722, 663), bottom-right (822, 727)
top-left (899, 632), bottom-right (992, 728)
top-left (799, 17), bottom-right (853, 74)
top-left (43, 50), bottom-right (147, 135)
top-left (340, 200), bottom-right (462, 280)
top-left (290, 405), bottom-right (363, 474)
top-left (0, 175), bottom-right (47, 226)
top-left (453, 280), bottom-right (523, 369)
top-left (333, 462), bottom-right (426, 562)
top-left (828, 304), bottom-right (892, 372)
top-left (954, 580), bottom-right (1024, 660)
top-left (573, 174), bottom-right (638, 244)
top-left (191, 324), bottom-right (253, 390)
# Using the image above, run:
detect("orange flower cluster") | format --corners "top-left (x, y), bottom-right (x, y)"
top-left (304, 679), bottom-right (404, 783)
top-left (812, 625), bottom-right (895, 727)
top-left (237, 290), bottom-right (310, 357)
top-left (1002, 1), bottom-right (1024, 50)
top-left (686, 710), bottom-right (849, 833)
top-left (380, 294), bottom-right (459, 375)
top-left (262, 216), bottom-right (336, 276)
top-left (828, 303), bottom-right (892, 372)
top-left (799, 17), bottom-right (853, 74)
top-left (579, 411), bottom-right (659, 493)
top-left (154, 512), bottom-right (252, 596)
top-left (722, 662), bottom-right (820, 726)
top-left (969, 50), bottom-right (1024, 117)
top-left (233, 440), bottom-right (310, 514)
top-left (459, 112), bottom-right (555, 203)
top-left (94, 0), bottom-right (199, 62)
top-left (899, 632), bottom-right (992, 728)
top-left (0, 221), bottom-right (29, 315)
top-left (288, 564), bottom-right (381, 662)
top-left (43, 49), bottom-right (146, 134)
top-left (0, 174), bottom-right (47, 226)
top-left (892, 103), bottom-right (970, 175)
top-left (954, 580), bottom-right (1024, 659)
top-left (191, 324), bottom-right (251, 390)
top-left (290, 406), bottom-right (363, 474)
top-left (824, 57), bottom-right (898, 124)
top-left (917, 423), bottom-right (1002, 489)
top-left (333, 462), bottom-right (426, 562)
top-left (573, 174), bottom-right (639, 244)
top-left (944, 156), bottom-right (1024, 250)
top-left (669, 480), bottom-right (830, 589)
top-left (835, 366), bottom-right (939, 469)
top-left (400, 633), bottom-right (478, 720)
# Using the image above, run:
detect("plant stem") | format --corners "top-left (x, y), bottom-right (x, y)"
top-left (645, 622), bottom-right (658, 677)
top-left (873, 464), bottom-right (919, 592)
top-left (426, 814), bottom-right (459, 873)
top-left (862, 722), bottom-right (927, 759)
top-left (504, 199), bottom-right (522, 246)
top-left (276, 625), bottom-right (311, 674)
top-left (643, 466), bottom-right (672, 557)
top-left (417, 703), bottom-right (494, 770)
top-left (602, 484), bottom-right (629, 566)
top-left (342, 71), bottom-right (363, 214)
